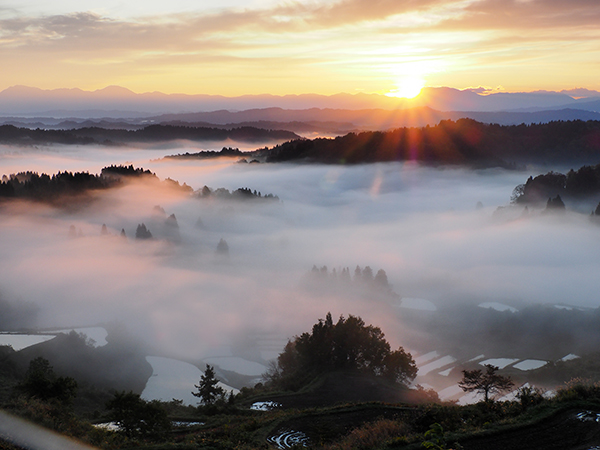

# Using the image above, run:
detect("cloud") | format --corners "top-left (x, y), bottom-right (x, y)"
top-left (437, 0), bottom-right (600, 31)
top-left (1, 146), bottom-right (600, 364)
top-left (1, 0), bottom-right (599, 93)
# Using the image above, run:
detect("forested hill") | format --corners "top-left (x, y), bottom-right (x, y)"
top-left (262, 119), bottom-right (600, 166)
top-left (0, 124), bottom-right (299, 145)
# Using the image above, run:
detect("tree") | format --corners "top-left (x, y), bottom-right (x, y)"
top-left (545, 194), bottom-right (566, 211)
top-left (16, 357), bottom-right (77, 406)
top-left (459, 364), bottom-right (514, 402)
top-left (135, 223), bottom-right (153, 239)
top-left (216, 238), bottom-right (229, 256)
top-left (192, 364), bottom-right (224, 405)
top-left (106, 391), bottom-right (171, 440)
top-left (266, 313), bottom-right (417, 389)
top-left (374, 269), bottom-right (390, 289)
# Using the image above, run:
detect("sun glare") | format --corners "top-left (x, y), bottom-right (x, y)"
top-left (386, 76), bottom-right (425, 99)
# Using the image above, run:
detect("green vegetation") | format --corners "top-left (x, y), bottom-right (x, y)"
top-left (105, 391), bottom-right (171, 440)
top-left (16, 357), bottom-right (78, 405)
top-left (264, 313), bottom-right (417, 391)
top-left (192, 364), bottom-right (225, 406)
top-left (4, 317), bottom-right (600, 449)
top-left (458, 365), bottom-right (514, 403)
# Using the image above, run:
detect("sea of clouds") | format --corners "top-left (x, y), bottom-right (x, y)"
top-left (1, 143), bottom-right (599, 361)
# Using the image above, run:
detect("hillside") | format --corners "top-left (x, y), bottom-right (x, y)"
top-left (258, 119), bottom-right (600, 166)
top-left (0, 124), bottom-right (299, 146)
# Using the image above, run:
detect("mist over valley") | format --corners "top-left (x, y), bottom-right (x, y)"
top-left (2, 139), bottom-right (600, 409)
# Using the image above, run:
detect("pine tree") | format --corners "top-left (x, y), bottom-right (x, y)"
top-left (192, 365), bottom-right (224, 405)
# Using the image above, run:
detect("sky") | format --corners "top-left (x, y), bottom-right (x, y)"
top-left (1, 0), bottom-right (599, 96)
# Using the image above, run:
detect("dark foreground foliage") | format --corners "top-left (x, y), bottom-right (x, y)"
top-left (264, 313), bottom-right (417, 392)
top-left (3, 342), bottom-right (600, 450)
top-left (6, 381), bottom-right (600, 450)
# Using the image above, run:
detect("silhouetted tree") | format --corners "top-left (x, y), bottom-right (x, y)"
top-left (135, 223), bottom-right (152, 239)
top-left (362, 266), bottom-right (374, 283)
top-left (106, 391), bottom-right (171, 440)
top-left (459, 364), bottom-right (514, 402)
top-left (164, 214), bottom-right (181, 243)
top-left (267, 313), bottom-right (416, 390)
top-left (16, 357), bottom-right (77, 405)
top-left (374, 269), bottom-right (389, 289)
top-left (192, 365), bottom-right (224, 405)
top-left (152, 205), bottom-right (166, 217)
top-left (216, 238), bottom-right (229, 255)
top-left (545, 194), bottom-right (566, 212)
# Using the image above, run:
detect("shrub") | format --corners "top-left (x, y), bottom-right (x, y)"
top-left (325, 418), bottom-right (409, 450)
top-left (555, 378), bottom-right (600, 402)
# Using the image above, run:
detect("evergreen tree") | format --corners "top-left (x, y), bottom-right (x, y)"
top-left (135, 223), bottom-right (152, 239)
top-left (216, 238), bottom-right (229, 255)
top-left (374, 269), bottom-right (389, 289)
top-left (192, 364), bottom-right (225, 405)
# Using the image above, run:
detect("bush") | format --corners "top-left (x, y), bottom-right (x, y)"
top-left (105, 391), bottom-right (171, 440)
top-left (555, 378), bottom-right (600, 402)
top-left (325, 418), bottom-right (409, 450)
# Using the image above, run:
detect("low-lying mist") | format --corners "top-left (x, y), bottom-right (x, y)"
top-left (1, 144), bottom-right (599, 365)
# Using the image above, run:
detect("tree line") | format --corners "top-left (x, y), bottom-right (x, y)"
top-left (0, 165), bottom-right (278, 206)
top-left (512, 163), bottom-right (600, 209)
top-left (263, 119), bottom-right (600, 166)
top-left (0, 165), bottom-right (157, 202)
top-left (0, 124), bottom-right (298, 146)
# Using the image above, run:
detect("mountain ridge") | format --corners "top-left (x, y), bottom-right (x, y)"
top-left (2, 85), bottom-right (600, 117)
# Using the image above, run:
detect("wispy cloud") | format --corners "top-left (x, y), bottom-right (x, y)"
top-left (0, 0), bottom-right (599, 93)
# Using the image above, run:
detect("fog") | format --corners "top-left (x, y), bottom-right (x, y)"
top-left (1, 143), bottom-right (600, 365)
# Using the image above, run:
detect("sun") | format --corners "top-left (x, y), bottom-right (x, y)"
top-left (386, 76), bottom-right (425, 99)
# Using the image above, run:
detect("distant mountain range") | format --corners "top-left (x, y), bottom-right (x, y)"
top-left (1, 85), bottom-right (600, 135)
top-left (2, 85), bottom-right (600, 116)
top-left (3, 107), bottom-right (600, 138)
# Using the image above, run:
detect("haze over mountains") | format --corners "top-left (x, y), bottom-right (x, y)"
top-left (2, 86), bottom-right (600, 133)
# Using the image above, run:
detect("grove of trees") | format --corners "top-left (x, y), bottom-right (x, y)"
top-left (512, 163), bottom-right (600, 206)
top-left (266, 313), bottom-right (417, 390)
top-left (105, 391), bottom-right (171, 440)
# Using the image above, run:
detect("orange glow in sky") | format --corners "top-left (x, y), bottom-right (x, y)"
top-left (0, 1), bottom-right (599, 95)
